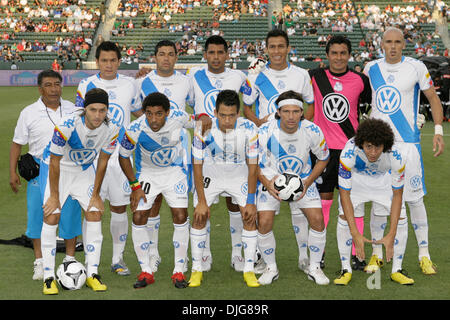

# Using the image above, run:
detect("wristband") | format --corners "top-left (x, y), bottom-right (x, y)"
top-left (131, 183), bottom-right (141, 191)
top-left (435, 124), bottom-right (443, 136)
top-left (246, 193), bottom-right (256, 205)
top-left (196, 113), bottom-right (210, 121)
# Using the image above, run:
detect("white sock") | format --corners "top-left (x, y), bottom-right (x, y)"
top-left (229, 210), bottom-right (243, 257)
top-left (392, 218), bottom-right (408, 273)
top-left (308, 228), bottom-right (326, 270)
top-left (408, 198), bottom-right (430, 260)
top-left (190, 227), bottom-right (207, 271)
top-left (84, 221), bottom-right (103, 277)
top-left (82, 218), bottom-right (87, 260)
top-left (291, 212), bottom-right (309, 261)
top-left (370, 209), bottom-right (386, 259)
top-left (132, 223), bottom-right (152, 273)
top-left (203, 219), bottom-right (212, 257)
top-left (41, 223), bottom-right (57, 280)
top-left (146, 215), bottom-right (160, 257)
top-left (173, 221), bottom-right (189, 273)
top-left (257, 231), bottom-right (277, 270)
top-left (242, 229), bottom-right (257, 273)
top-left (336, 217), bottom-right (352, 273)
top-left (110, 211), bottom-right (128, 265)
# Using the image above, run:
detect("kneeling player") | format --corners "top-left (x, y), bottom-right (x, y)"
top-left (119, 92), bottom-right (193, 289)
top-left (42, 88), bottom-right (121, 294)
top-left (257, 90), bottom-right (330, 285)
top-left (189, 90), bottom-right (260, 288)
top-left (335, 118), bottom-right (413, 285)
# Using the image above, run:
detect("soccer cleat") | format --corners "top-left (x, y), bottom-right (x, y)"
top-left (334, 270), bottom-right (352, 286)
top-left (86, 274), bottom-right (107, 292)
top-left (111, 259), bottom-right (131, 276)
top-left (231, 256), bottom-right (244, 272)
top-left (201, 254), bottom-right (212, 272)
top-left (133, 271), bottom-right (155, 289)
top-left (254, 252), bottom-right (266, 274)
top-left (320, 251), bottom-right (326, 269)
top-left (351, 255), bottom-right (367, 271)
top-left (33, 260), bottom-right (44, 281)
top-left (149, 255), bottom-right (161, 273)
top-left (364, 255), bottom-right (384, 273)
top-left (188, 270), bottom-right (203, 287)
top-left (243, 272), bottom-right (261, 288)
top-left (171, 272), bottom-right (188, 289)
top-left (298, 258), bottom-right (309, 274)
top-left (419, 257), bottom-right (437, 275)
top-left (308, 266), bottom-right (330, 285)
top-left (43, 277), bottom-right (59, 295)
top-left (257, 267), bottom-right (279, 285)
top-left (391, 269), bottom-right (414, 285)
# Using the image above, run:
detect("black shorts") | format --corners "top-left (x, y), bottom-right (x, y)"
top-left (310, 149), bottom-right (341, 194)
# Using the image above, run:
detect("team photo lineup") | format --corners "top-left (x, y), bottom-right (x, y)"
top-left (8, 24), bottom-right (447, 297)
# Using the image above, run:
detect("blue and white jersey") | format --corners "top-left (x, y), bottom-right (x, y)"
top-left (258, 119), bottom-right (329, 180)
top-left (119, 110), bottom-right (193, 177)
top-left (48, 114), bottom-right (122, 172)
top-left (135, 70), bottom-right (193, 111)
top-left (338, 137), bottom-right (406, 191)
top-left (364, 57), bottom-right (433, 143)
top-left (187, 66), bottom-right (251, 117)
top-left (243, 63), bottom-right (315, 119)
top-left (192, 117), bottom-right (258, 168)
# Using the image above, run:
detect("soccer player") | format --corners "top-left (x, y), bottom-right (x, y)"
top-left (41, 88), bottom-right (121, 294)
top-left (364, 27), bottom-right (445, 275)
top-left (256, 90), bottom-right (330, 285)
top-left (119, 92), bottom-right (193, 289)
top-left (134, 40), bottom-right (194, 273)
top-left (75, 41), bottom-right (141, 276)
top-left (305, 35), bottom-right (372, 270)
top-left (335, 118), bottom-right (413, 285)
top-left (187, 35), bottom-right (253, 272)
top-left (188, 90), bottom-right (260, 288)
top-left (9, 70), bottom-right (82, 281)
top-left (243, 29), bottom-right (315, 273)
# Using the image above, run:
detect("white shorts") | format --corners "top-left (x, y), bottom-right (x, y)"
top-left (43, 165), bottom-right (102, 214)
top-left (257, 181), bottom-right (322, 212)
top-left (136, 167), bottom-right (188, 211)
top-left (100, 156), bottom-right (131, 206)
top-left (399, 142), bottom-right (426, 202)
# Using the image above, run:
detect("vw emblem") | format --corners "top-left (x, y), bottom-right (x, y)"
top-left (375, 85), bottom-right (402, 115)
top-left (267, 94), bottom-right (280, 114)
top-left (322, 93), bottom-right (350, 123)
top-left (278, 155), bottom-right (303, 176)
top-left (108, 103), bottom-right (125, 126)
top-left (69, 148), bottom-right (97, 166)
top-left (410, 175), bottom-right (422, 189)
top-left (174, 181), bottom-right (187, 194)
top-left (203, 89), bottom-right (221, 117)
top-left (150, 146), bottom-right (176, 167)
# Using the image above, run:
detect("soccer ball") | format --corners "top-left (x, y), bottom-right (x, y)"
top-left (56, 261), bottom-right (87, 290)
top-left (274, 173), bottom-right (304, 201)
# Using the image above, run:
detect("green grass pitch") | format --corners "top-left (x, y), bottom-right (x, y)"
top-left (0, 86), bottom-right (449, 301)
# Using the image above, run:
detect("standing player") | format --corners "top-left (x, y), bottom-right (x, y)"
top-left (119, 92), bottom-right (193, 289)
top-left (364, 27), bottom-right (445, 275)
top-left (335, 118), bottom-right (413, 285)
top-left (75, 41), bottom-right (141, 276)
top-left (41, 88), bottom-right (121, 294)
top-left (243, 29), bottom-right (315, 273)
top-left (305, 35), bottom-right (372, 269)
top-left (188, 90), bottom-right (260, 288)
top-left (9, 70), bottom-right (82, 282)
top-left (256, 90), bottom-right (330, 285)
top-left (187, 35), bottom-right (253, 272)
top-left (134, 40), bottom-right (194, 273)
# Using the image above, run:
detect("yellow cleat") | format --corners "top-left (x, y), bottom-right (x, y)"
top-left (333, 270), bottom-right (352, 286)
top-left (188, 271), bottom-right (203, 287)
top-left (43, 277), bottom-right (59, 295)
top-left (86, 274), bottom-right (107, 292)
top-left (419, 257), bottom-right (437, 275)
top-left (243, 272), bottom-right (261, 288)
top-left (364, 255), bottom-right (384, 273)
top-left (391, 270), bottom-right (414, 285)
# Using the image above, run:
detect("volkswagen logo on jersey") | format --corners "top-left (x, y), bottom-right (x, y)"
top-left (322, 93), bottom-right (350, 123)
top-left (150, 146), bottom-right (176, 167)
top-left (169, 99), bottom-right (179, 110)
top-left (267, 94), bottom-right (280, 114)
top-left (203, 89), bottom-right (221, 117)
top-left (241, 182), bottom-right (248, 195)
top-left (174, 181), bottom-right (187, 194)
top-left (277, 155), bottom-right (303, 176)
top-left (375, 85), bottom-right (402, 115)
top-left (69, 149), bottom-right (97, 165)
top-left (410, 175), bottom-right (422, 189)
top-left (108, 103), bottom-right (125, 126)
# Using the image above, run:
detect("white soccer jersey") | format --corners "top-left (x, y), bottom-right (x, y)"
top-left (243, 63), bottom-right (315, 119)
top-left (258, 119), bottom-right (329, 180)
top-left (119, 109), bottom-right (193, 177)
top-left (338, 137), bottom-right (406, 191)
top-left (364, 57), bottom-right (433, 143)
top-left (49, 114), bottom-right (121, 172)
top-left (187, 66), bottom-right (252, 117)
top-left (13, 98), bottom-right (80, 160)
top-left (135, 70), bottom-right (193, 111)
